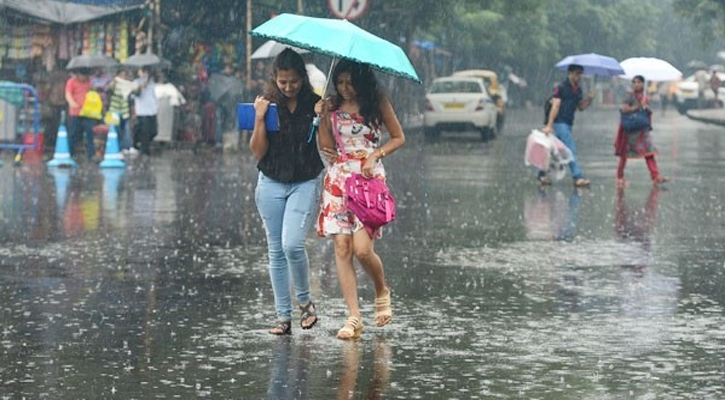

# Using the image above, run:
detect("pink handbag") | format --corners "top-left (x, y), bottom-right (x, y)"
top-left (331, 112), bottom-right (396, 232)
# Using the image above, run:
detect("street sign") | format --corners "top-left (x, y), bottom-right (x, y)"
top-left (327, 0), bottom-right (369, 20)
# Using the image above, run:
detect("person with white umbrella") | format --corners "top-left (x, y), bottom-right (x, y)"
top-left (614, 75), bottom-right (669, 187)
top-left (131, 66), bottom-right (158, 156)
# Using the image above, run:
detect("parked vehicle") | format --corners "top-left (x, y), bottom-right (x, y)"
top-left (423, 76), bottom-right (498, 141)
top-left (675, 72), bottom-right (725, 114)
top-left (452, 69), bottom-right (507, 131)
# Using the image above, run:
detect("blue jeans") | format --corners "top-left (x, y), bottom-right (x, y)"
top-left (539, 123), bottom-right (583, 180)
top-left (255, 172), bottom-right (321, 321)
top-left (118, 117), bottom-right (132, 150)
top-left (68, 116), bottom-right (97, 160)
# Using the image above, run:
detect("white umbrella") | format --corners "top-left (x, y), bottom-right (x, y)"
top-left (717, 51), bottom-right (725, 61)
top-left (251, 40), bottom-right (309, 60)
top-left (66, 54), bottom-right (119, 70)
top-left (124, 53), bottom-right (163, 68)
top-left (619, 57), bottom-right (682, 82)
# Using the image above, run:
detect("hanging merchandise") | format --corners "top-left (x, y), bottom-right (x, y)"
top-left (82, 23), bottom-right (91, 54)
top-left (31, 25), bottom-right (52, 58)
top-left (89, 22), bottom-right (99, 54)
top-left (9, 26), bottom-right (33, 59)
top-left (57, 27), bottom-right (69, 60)
top-left (96, 21), bottom-right (105, 55)
top-left (105, 21), bottom-right (114, 56)
top-left (0, 18), bottom-right (8, 68)
top-left (75, 27), bottom-right (83, 56)
top-left (115, 20), bottom-right (129, 62)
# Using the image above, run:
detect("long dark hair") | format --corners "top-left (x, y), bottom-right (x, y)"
top-left (331, 60), bottom-right (384, 129)
top-left (264, 48), bottom-right (315, 106)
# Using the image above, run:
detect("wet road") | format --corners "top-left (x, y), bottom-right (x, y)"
top-left (1, 107), bottom-right (724, 399)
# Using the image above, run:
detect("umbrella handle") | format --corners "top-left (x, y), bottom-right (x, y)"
top-left (308, 57), bottom-right (338, 143)
top-left (307, 117), bottom-right (320, 143)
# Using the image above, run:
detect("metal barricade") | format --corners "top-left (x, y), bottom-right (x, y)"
top-left (0, 83), bottom-right (41, 165)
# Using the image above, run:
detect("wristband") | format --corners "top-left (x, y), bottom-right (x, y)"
top-left (378, 147), bottom-right (387, 158)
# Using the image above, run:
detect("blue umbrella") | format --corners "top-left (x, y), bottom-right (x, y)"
top-left (555, 53), bottom-right (624, 76)
top-left (250, 13), bottom-right (420, 83)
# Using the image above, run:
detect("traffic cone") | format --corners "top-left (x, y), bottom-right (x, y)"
top-left (99, 123), bottom-right (126, 168)
top-left (47, 113), bottom-right (77, 168)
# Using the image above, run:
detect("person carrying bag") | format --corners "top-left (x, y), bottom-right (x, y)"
top-left (614, 75), bottom-right (669, 187)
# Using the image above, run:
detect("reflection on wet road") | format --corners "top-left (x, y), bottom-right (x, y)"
top-left (1, 108), bottom-right (724, 398)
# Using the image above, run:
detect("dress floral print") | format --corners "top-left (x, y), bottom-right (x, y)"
top-left (317, 110), bottom-right (386, 238)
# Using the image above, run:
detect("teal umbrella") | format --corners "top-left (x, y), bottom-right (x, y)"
top-left (251, 13), bottom-right (420, 141)
top-left (250, 13), bottom-right (420, 84)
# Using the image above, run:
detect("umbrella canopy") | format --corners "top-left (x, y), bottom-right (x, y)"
top-left (207, 73), bottom-right (239, 102)
top-left (251, 40), bottom-right (309, 59)
top-left (710, 64), bottom-right (725, 73)
top-left (555, 53), bottom-right (624, 76)
top-left (250, 13), bottom-right (420, 83)
top-left (66, 54), bottom-right (119, 70)
top-left (686, 60), bottom-right (708, 70)
top-left (0, 0), bottom-right (144, 24)
top-left (619, 57), bottom-right (682, 82)
top-left (123, 53), bottom-right (163, 68)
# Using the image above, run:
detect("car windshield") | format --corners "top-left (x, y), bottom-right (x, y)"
top-left (430, 81), bottom-right (483, 94)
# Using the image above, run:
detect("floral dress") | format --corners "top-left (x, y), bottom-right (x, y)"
top-left (615, 91), bottom-right (658, 158)
top-left (317, 110), bottom-right (386, 238)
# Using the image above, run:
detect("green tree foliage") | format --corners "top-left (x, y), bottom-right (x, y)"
top-left (673, 0), bottom-right (725, 37)
top-left (158, 0), bottom-right (725, 112)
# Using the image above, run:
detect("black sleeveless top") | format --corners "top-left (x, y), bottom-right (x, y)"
top-left (257, 92), bottom-right (324, 183)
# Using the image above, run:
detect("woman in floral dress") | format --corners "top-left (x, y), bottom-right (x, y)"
top-left (614, 75), bottom-right (669, 188)
top-left (315, 60), bottom-right (406, 340)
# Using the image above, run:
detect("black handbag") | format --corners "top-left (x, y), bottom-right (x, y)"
top-left (620, 109), bottom-right (650, 132)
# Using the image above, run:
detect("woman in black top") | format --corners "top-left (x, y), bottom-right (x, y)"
top-left (250, 49), bottom-right (323, 335)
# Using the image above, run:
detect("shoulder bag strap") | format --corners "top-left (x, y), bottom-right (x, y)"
top-left (331, 111), bottom-right (349, 163)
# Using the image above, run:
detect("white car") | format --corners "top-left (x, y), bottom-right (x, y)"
top-left (423, 76), bottom-right (498, 141)
top-left (675, 72), bottom-right (725, 114)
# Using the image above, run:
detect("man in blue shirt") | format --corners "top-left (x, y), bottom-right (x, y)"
top-left (541, 64), bottom-right (595, 187)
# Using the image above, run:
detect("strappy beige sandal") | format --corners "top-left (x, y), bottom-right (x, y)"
top-left (374, 287), bottom-right (392, 327)
top-left (337, 316), bottom-right (364, 340)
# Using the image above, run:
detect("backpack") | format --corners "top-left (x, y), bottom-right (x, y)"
top-left (543, 95), bottom-right (554, 125)
top-left (79, 90), bottom-right (103, 120)
top-left (543, 84), bottom-right (561, 124)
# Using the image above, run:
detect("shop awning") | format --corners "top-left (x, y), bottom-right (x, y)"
top-left (0, 0), bottom-right (144, 24)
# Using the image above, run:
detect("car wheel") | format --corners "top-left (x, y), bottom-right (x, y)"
top-left (676, 102), bottom-right (687, 115)
top-left (480, 126), bottom-right (495, 141)
top-left (496, 114), bottom-right (505, 133)
top-left (424, 128), bottom-right (440, 142)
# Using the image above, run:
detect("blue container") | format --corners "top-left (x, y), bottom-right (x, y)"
top-left (237, 103), bottom-right (279, 131)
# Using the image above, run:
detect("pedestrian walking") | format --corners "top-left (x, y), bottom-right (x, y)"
top-left (614, 75), bottom-right (669, 187)
top-left (132, 67), bottom-right (158, 156)
top-left (710, 70), bottom-right (722, 105)
top-left (65, 68), bottom-right (100, 161)
top-left (541, 64), bottom-right (594, 187)
top-left (315, 60), bottom-right (405, 340)
top-left (44, 70), bottom-right (68, 155)
top-left (250, 48), bottom-right (323, 335)
top-left (106, 69), bottom-right (138, 157)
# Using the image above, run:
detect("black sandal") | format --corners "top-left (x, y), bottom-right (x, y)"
top-left (299, 302), bottom-right (318, 330)
top-left (269, 320), bottom-right (292, 335)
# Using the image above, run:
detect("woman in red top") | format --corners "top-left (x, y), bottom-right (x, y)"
top-left (64, 68), bottom-right (99, 160)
